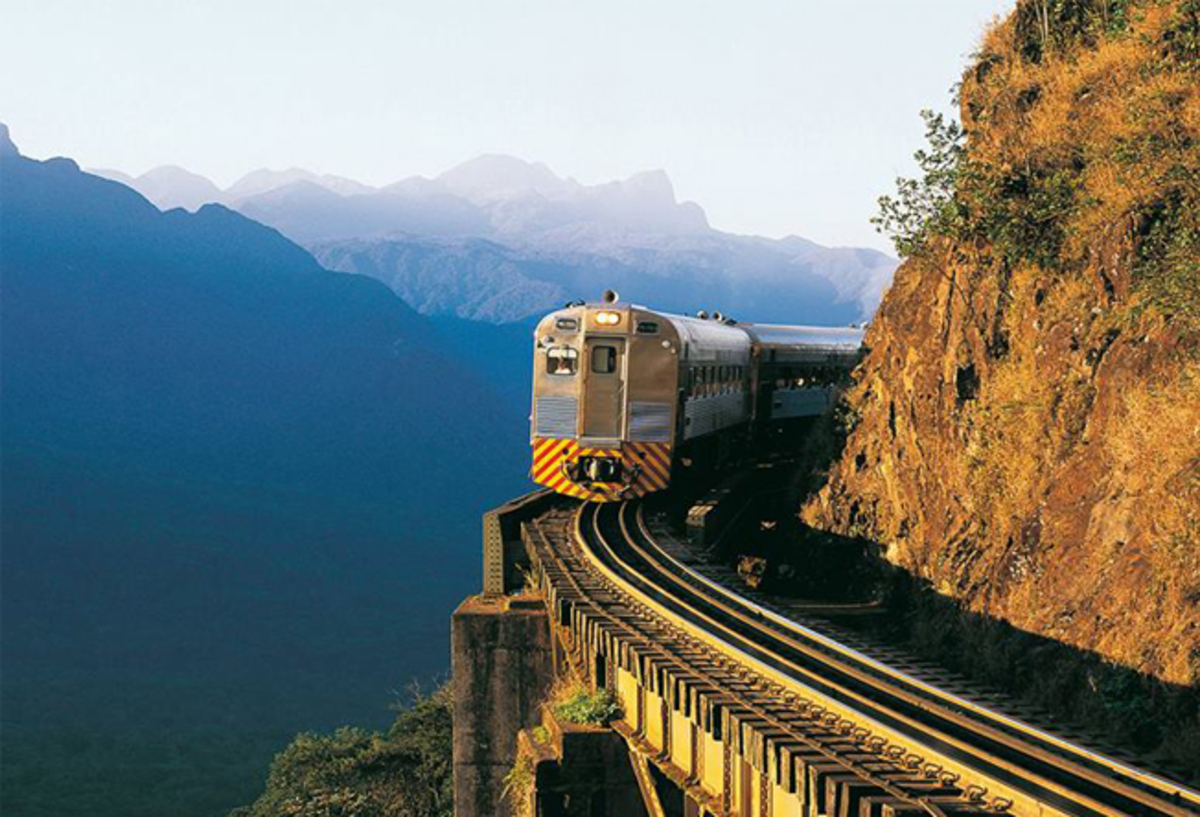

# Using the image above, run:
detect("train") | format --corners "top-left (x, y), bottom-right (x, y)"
top-left (529, 291), bottom-right (865, 501)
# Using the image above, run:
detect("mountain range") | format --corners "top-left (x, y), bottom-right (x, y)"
top-left (1, 123), bottom-right (527, 817)
top-left (91, 155), bottom-right (898, 322)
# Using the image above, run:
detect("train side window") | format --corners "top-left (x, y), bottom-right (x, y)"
top-left (636, 321), bottom-right (659, 334)
top-left (591, 345), bottom-right (617, 374)
top-left (546, 345), bottom-right (578, 376)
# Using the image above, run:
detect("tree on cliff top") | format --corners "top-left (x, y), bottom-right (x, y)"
top-left (231, 685), bottom-right (452, 817)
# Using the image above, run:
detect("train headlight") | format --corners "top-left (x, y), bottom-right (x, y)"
top-left (595, 311), bottom-right (621, 326)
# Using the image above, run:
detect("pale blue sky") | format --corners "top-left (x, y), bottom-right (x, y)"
top-left (1, 0), bottom-right (1012, 251)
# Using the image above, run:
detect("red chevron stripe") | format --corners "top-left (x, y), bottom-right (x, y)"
top-left (533, 439), bottom-right (569, 470)
top-left (534, 455), bottom-right (563, 483)
top-left (534, 442), bottom-right (574, 480)
top-left (546, 468), bottom-right (570, 491)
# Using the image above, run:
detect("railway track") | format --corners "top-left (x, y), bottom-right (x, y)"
top-left (522, 495), bottom-right (1200, 817)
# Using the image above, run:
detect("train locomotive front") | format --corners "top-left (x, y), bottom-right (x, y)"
top-left (529, 292), bottom-right (752, 501)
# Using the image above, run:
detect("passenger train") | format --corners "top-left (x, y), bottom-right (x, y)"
top-left (530, 291), bottom-right (865, 501)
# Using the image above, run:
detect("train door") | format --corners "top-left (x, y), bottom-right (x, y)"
top-left (582, 338), bottom-right (625, 439)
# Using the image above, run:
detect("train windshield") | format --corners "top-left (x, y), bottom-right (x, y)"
top-left (546, 345), bottom-right (578, 376)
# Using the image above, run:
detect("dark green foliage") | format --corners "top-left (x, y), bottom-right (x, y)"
top-left (872, 111), bottom-right (966, 258)
top-left (552, 688), bottom-right (621, 726)
top-left (1013, 0), bottom-right (1131, 63)
top-left (960, 163), bottom-right (1082, 270)
top-left (1160, 0), bottom-right (1200, 67)
top-left (1133, 191), bottom-right (1200, 324)
top-left (874, 109), bottom-right (1080, 269)
top-left (233, 685), bottom-right (453, 817)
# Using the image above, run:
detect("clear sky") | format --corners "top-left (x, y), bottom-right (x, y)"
top-left (0, 0), bottom-right (1012, 251)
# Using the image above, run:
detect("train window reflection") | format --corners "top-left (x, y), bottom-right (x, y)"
top-left (591, 345), bottom-right (617, 374)
top-left (546, 345), bottom-right (578, 376)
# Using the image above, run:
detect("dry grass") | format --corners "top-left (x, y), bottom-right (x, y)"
top-left (1105, 360), bottom-right (1200, 613)
top-left (964, 0), bottom-right (1198, 312)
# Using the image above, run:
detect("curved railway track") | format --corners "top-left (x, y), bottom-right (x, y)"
top-left (523, 495), bottom-right (1199, 817)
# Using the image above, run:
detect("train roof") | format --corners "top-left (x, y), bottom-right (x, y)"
top-left (549, 299), bottom-right (865, 361)
top-left (738, 323), bottom-right (865, 351)
top-left (659, 312), bottom-right (753, 354)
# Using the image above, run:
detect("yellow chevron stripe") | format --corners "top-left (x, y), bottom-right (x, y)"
top-left (531, 437), bottom-right (674, 501)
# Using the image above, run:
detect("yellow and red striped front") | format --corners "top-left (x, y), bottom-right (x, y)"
top-left (531, 438), bottom-right (672, 501)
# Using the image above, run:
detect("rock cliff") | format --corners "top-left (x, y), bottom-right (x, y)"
top-left (802, 0), bottom-right (1198, 757)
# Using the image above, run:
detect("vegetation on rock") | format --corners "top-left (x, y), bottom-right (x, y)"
top-left (552, 687), bottom-right (621, 726)
top-left (231, 685), bottom-right (453, 817)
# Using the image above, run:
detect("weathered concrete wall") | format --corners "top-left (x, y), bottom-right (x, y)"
top-left (452, 595), bottom-right (554, 817)
top-left (513, 710), bottom-right (649, 817)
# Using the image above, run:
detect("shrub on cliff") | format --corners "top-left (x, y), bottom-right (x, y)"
top-left (876, 0), bottom-right (1199, 325)
top-left (231, 685), bottom-right (452, 817)
top-left (553, 687), bottom-right (621, 726)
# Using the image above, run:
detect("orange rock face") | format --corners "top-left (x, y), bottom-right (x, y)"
top-left (803, 0), bottom-right (1199, 689)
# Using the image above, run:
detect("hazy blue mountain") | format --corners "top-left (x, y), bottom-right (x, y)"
top-left (300, 158), bottom-right (892, 321)
top-left (234, 179), bottom-right (491, 242)
top-left (312, 237), bottom-right (571, 323)
top-left (90, 163), bottom-right (225, 211)
top-left (88, 153), bottom-right (898, 320)
top-left (87, 164), bottom-right (378, 212)
top-left (311, 232), bottom-right (870, 326)
top-left (0, 126), bottom-right (527, 817)
top-left (223, 166), bottom-right (377, 201)
top-left (436, 152), bottom-right (571, 203)
top-left (88, 165), bottom-right (135, 184)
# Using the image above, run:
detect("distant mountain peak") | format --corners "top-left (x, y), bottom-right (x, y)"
top-left (623, 168), bottom-right (673, 194)
top-left (141, 163), bottom-right (207, 178)
top-left (224, 167), bottom-right (376, 202)
top-left (0, 123), bottom-right (20, 158)
top-left (437, 154), bottom-right (571, 203)
top-left (89, 167), bottom-right (135, 184)
top-left (225, 167), bottom-right (320, 201)
top-left (130, 165), bottom-right (224, 212)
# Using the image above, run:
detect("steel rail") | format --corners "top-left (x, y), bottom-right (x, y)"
top-left (575, 497), bottom-right (1196, 817)
top-left (572, 502), bottom-right (960, 817)
top-left (635, 504), bottom-right (1200, 813)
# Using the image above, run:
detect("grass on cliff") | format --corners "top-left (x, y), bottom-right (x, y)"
top-left (230, 684), bottom-right (452, 817)
top-left (877, 0), bottom-right (1199, 328)
top-left (553, 687), bottom-right (621, 726)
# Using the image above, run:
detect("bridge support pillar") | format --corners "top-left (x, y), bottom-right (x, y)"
top-left (513, 708), bottom-right (650, 817)
top-left (452, 594), bottom-right (554, 817)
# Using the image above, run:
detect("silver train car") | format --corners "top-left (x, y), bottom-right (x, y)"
top-left (530, 291), bottom-right (864, 501)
